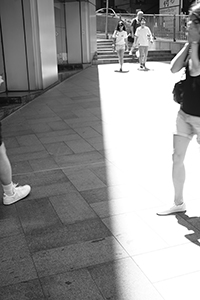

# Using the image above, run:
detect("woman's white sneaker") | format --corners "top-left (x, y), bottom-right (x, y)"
top-left (3, 184), bottom-right (31, 205)
top-left (157, 203), bottom-right (186, 216)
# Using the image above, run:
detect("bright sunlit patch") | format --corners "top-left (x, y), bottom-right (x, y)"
top-left (96, 62), bottom-right (200, 298)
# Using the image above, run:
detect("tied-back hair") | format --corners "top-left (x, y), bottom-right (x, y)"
top-left (189, 2), bottom-right (200, 59)
top-left (116, 21), bottom-right (126, 31)
top-left (190, 2), bottom-right (200, 20)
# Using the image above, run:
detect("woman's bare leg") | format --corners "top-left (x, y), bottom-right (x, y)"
top-left (0, 142), bottom-right (12, 185)
top-left (172, 134), bottom-right (191, 205)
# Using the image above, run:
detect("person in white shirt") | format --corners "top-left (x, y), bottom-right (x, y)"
top-left (133, 18), bottom-right (153, 70)
top-left (112, 21), bottom-right (128, 72)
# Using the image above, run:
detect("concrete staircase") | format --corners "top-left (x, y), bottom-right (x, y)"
top-left (93, 39), bottom-right (133, 65)
top-left (93, 37), bottom-right (175, 65)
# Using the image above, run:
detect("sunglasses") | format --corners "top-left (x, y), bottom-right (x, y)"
top-left (192, 12), bottom-right (200, 22)
top-left (187, 13), bottom-right (200, 25)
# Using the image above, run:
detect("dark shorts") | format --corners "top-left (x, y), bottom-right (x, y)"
top-left (0, 122), bottom-right (2, 146)
top-left (128, 36), bottom-right (134, 43)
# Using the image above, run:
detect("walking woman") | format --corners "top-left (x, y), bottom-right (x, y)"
top-left (113, 21), bottom-right (128, 72)
top-left (158, 2), bottom-right (200, 215)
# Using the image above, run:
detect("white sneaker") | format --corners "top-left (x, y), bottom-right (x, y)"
top-left (3, 183), bottom-right (31, 205)
top-left (157, 203), bottom-right (186, 216)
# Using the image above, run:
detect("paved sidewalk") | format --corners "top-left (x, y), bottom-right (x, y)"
top-left (1, 62), bottom-right (200, 299)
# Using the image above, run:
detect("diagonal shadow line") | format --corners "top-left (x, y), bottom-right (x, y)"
top-left (176, 212), bottom-right (200, 246)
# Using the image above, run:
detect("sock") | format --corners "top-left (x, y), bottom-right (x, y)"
top-left (2, 182), bottom-right (14, 196)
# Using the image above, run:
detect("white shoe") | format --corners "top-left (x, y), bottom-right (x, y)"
top-left (3, 183), bottom-right (31, 205)
top-left (157, 203), bottom-right (186, 216)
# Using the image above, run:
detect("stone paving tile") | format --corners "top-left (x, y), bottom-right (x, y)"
top-left (65, 169), bottom-right (106, 191)
top-left (44, 142), bottom-right (73, 156)
top-left (38, 133), bottom-right (80, 144)
top-left (81, 185), bottom-right (137, 204)
top-left (90, 123), bottom-right (103, 134)
top-left (6, 143), bottom-right (45, 154)
top-left (3, 137), bottom-right (20, 148)
top-left (16, 198), bottom-right (62, 234)
top-left (86, 107), bottom-right (102, 117)
top-left (50, 110), bottom-right (78, 119)
top-left (55, 151), bottom-right (104, 168)
top-left (49, 192), bottom-right (98, 224)
top-left (80, 101), bottom-right (100, 109)
top-left (23, 182), bottom-right (77, 201)
top-left (65, 138), bottom-right (95, 153)
top-left (26, 218), bottom-right (111, 253)
top-left (36, 128), bottom-right (76, 139)
top-left (0, 235), bottom-right (37, 287)
top-left (33, 236), bottom-right (128, 277)
top-left (154, 271), bottom-right (200, 300)
top-left (13, 169), bottom-right (69, 187)
top-left (28, 157), bottom-right (59, 172)
top-left (11, 160), bottom-right (33, 175)
top-left (2, 128), bottom-right (34, 138)
top-left (40, 269), bottom-right (104, 300)
top-left (0, 205), bottom-right (23, 238)
top-left (47, 120), bottom-right (71, 131)
top-left (64, 116), bottom-right (100, 127)
top-left (8, 150), bottom-right (49, 163)
top-left (88, 257), bottom-right (164, 300)
top-left (16, 134), bottom-right (43, 147)
top-left (88, 165), bottom-right (108, 185)
top-left (30, 122), bottom-right (52, 133)
top-left (80, 187), bottom-right (110, 204)
top-left (0, 279), bottom-right (45, 300)
top-left (22, 111), bottom-right (57, 120)
top-left (71, 94), bottom-right (96, 100)
top-left (65, 120), bottom-right (102, 130)
top-left (133, 242), bottom-right (200, 283)
top-left (102, 212), bottom-right (168, 255)
top-left (86, 136), bottom-right (105, 151)
top-left (72, 108), bottom-right (97, 118)
top-left (26, 116), bottom-right (61, 123)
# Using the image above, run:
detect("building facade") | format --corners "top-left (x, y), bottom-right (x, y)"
top-left (96, 0), bottom-right (159, 13)
top-left (0, 0), bottom-right (96, 93)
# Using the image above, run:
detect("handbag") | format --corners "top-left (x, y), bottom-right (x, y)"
top-left (172, 79), bottom-right (186, 104)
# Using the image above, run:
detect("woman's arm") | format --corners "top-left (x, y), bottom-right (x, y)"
top-left (190, 42), bottom-right (200, 73)
top-left (133, 35), bottom-right (138, 48)
top-left (112, 30), bottom-right (117, 50)
top-left (187, 20), bottom-right (200, 72)
top-left (125, 37), bottom-right (128, 51)
top-left (170, 42), bottom-right (190, 73)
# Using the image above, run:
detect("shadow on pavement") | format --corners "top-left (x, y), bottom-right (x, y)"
top-left (176, 213), bottom-right (200, 246)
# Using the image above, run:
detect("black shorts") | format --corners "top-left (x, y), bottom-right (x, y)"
top-left (0, 122), bottom-right (2, 146)
top-left (128, 36), bottom-right (134, 43)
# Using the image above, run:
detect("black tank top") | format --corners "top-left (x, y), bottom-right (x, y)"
top-left (181, 66), bottom-right (200, 117)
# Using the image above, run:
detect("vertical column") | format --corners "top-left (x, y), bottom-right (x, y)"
top-left (35, 0), bottom-right (58, 89)
top-left (80, 0), bottom-right (97, 64)
top-left (88, 0), bottom-right (97, 59)
top-left (65, 2), bottom-right (82, 63)
top-left (0, 0), bottom-right (58, 91)
top-left (0, 0), bottom-right (29, 91)
top-left (65, 0), bottom-right (96, 64)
